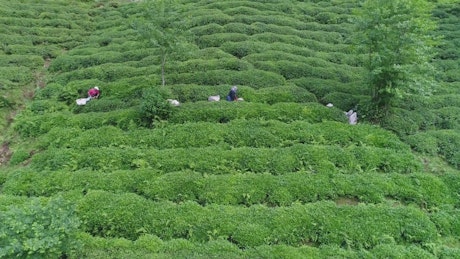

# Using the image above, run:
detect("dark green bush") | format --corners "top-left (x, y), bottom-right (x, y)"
top-left (139, 87), bottom-right (174, 127)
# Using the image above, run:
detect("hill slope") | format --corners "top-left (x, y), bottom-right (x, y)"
top-left (1, 0), bottom-right (459, 258)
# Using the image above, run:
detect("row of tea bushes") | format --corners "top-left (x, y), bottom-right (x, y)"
top-left (167, 84), bottom-right (317, 103)
top-left (405, 130), bottom-right (460, 169)
top-left (78, 233), bottom-right (447, 259)
top-left (13, 108), bottom-right (139, 137)
top-left (168, 102), bottom-right (347, 123)
top-left (30, 144), bottom-right (422, 174)
top-left (37, 120), bottom-right (409, 151)
top-left (77, 190), bottom-right (437, 248)
top-left (3, 169), bottom-right (453, 208)
top-left (12, 102), bottom-right (346, 137)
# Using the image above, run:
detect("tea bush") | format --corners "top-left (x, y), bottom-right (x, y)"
top-left (167, 69), bottom-right (285, 88)
top-left (169, 102), bottom-right (346, 124)
top-left (30, 143), bottom-right (421, 174)
top-left (77, 191), bottom-right (438, 248)
top-left (139, 87), bottom-right (174, 127)
top-left (321, 92), bottom-right (368, 111)
top-left (35, 120), bottom-right (409, 151)
top-left (433, 107), bottom-right (460, 130)
top-left (13, 108), bottom-right (140, 137)
top-left (167, 58), bottom-right (253, 74)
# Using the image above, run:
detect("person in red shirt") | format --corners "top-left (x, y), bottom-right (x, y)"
top-left (88, 86), bottom-right (100, 99)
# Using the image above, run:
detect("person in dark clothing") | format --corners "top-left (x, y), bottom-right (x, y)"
top-left (226, 86), bottom-right (238, 101)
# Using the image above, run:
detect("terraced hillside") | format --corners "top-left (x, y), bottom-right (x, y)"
top-left (1, 0), bottom-right (459, 258)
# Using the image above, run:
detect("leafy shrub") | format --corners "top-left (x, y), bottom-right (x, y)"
top-left (139, 87), bottom-right (174, 127)
top-left (0, 196), bottom-right (81, 258)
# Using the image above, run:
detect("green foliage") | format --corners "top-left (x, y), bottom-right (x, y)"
top-left (29, 142), bottom-right (421, 174)
top-left (77, 191), bottom-right (438, 249)
top-left (133, 0), bottom-right (188, 86)
top-left (139, 87), bottom-right (174, 127)
top-left (8, 149), bottom-right (30, 166)
top-left (169, 102), bottom-right (346, 124)
top-left (0, 196), bottom-right (81, 258)
top-left (406, 130), bottom-right (460, 169)
top-left (354, 0), bottom-right (439, 118)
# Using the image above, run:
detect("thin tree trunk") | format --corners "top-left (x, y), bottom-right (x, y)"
top-left (161, 55), bottom-right (166, 87)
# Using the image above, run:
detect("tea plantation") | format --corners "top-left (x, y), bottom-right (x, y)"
top-left (1, 0), bottom-right (459, 258)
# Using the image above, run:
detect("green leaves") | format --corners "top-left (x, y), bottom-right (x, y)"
top-left (354, 0), bottom-right (439, 117)
top-left (0, 196), bottom-right (81, 258)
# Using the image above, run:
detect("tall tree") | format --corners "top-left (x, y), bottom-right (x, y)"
top-left (133, 0), bottom-right (186, 86)
top-left (354, 0), bottom-right (438, 119)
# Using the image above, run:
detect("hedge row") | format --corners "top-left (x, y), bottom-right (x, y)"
top-left (166, 69), bottom-right (285, 88)
top-left (0, 54), bottom-right (44, 68)
top-left (251, 60), bottom-right (360, 82)
top-left (30, 144), bottom-right (422, 174)
top-left (50, 63), bottom-right (152, 85)
top-left (3, 169), bottom-right (452, 208)
top-left (13, 101), bottom-right (346, 137)
top-left (48, 49), bottom-right (151, 72)
top-left (13, 108), bottom-right (140, 138)
top-left (13, 102), bottom-right (347, 138)
top-left (168, 102), bottom-right (347, 123)
top-left (167, 84), bottom-right (317, 103)
top-left (78, 234), bottom-right (443, 259)
top-left (77, 190), bottom-right (438, 248)
top-left (405, 130), bottom-right (460, 169)
top-left (290, 77), bottom-right (367, 99)
top-left (37, 120), bottom-right (409, 151)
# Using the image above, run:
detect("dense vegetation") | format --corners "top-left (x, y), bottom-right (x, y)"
top-left (1, 0), bottom-right (459, 258)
